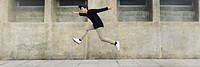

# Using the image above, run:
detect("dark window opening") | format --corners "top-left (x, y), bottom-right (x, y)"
top-left (119, 0), bottom-right (146, 6)
top-left (59, 0), bottom-right (87, 6)
top-left (160, 0), bottom-right (193, 6)
top-left (18, 0), bottom-right (44, 6)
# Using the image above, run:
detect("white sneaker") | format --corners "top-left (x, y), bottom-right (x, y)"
top-left (115, 41), bottom-right (120, 50)
top-left (73, 38), bottom-right (81, 44)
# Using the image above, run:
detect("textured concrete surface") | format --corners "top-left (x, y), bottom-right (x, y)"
top-left (16, 8), bottom-right (44, 22)
top-left (57, 8), bottom-right (87, 22)
top-left (160, 7), bottom-right (197, 21)
top-left (118, 7), bottom-right (150, 21)
top-left (0, 59), bottom-right (200, 67)
top-left (1, 0), bottom-right (200, 60)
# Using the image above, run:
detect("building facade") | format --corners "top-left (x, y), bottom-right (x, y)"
top-left (0, 0), bottom-right (200, 60)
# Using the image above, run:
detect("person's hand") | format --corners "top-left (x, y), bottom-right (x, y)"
top-left (108, 4), bottom-right (112, 10)
top-left (72, 12), bottom-right (79, 14)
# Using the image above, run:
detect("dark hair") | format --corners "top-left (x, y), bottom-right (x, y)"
top-left (79, 4), bottom-right (88, 10)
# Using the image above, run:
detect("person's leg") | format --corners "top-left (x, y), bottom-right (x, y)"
top-left (73, 24), bottom-right (94, 44)
top-left (79, 24), bottom-right (94, 40)
top-left (96, 27), bottom-right (115, 45)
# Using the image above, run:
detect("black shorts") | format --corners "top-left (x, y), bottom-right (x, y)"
top-left (93, 22), bottom-right (104, 29)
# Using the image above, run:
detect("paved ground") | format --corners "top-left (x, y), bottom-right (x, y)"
top-left (0, 59), bottom-right (200, 67)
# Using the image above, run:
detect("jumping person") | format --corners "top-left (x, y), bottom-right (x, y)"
top-left (72, 4), bottom-right (120, 50)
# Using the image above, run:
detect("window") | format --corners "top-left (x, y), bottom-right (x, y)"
top-left (14, 0), bottom-right (44, 22)
top-left (118, 0), bottom-right (152, 22)
top-left (58, 0), bottom-right (87, 7)
top-left (118, 0), bottom-right (147, 7)
top-left (18, 0), bottom-right (44, 7)
top-left (57, 0), bottom-right (88, 22)
top-left (160, 0), bottom-right (193, 7)
top-left (160, 0), bottom-right (197, 21)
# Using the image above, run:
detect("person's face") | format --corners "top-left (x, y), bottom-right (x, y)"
top-left (80, 7), bottom-right (87, 13)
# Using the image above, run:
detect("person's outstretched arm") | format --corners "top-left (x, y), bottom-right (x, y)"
top-left (72, 12), bottom-right (87, 16)
top-left (90, 4), bottom-right (112, 13)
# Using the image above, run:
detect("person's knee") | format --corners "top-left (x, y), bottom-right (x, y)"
top-left (86, 29), bottom-right (91, 31)
top-left (99, 37), bottom-right (106, 42)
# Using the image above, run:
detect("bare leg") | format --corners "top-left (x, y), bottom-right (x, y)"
top-left (96, 27), bottom-right (115, 45)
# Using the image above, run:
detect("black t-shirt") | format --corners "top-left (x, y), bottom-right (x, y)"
top-left (79, 7), bottom-right (109, 29)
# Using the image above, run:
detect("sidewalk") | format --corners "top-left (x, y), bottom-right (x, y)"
top-left (0, 59), bottom-right (200, 67)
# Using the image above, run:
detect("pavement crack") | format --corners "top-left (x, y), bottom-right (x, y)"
top-left (76, 60), bottom-right (81, 67)
top-left (116, 60), bottom-right (120, 67)
top-left (16, 60), bottom-right (31, 67)
top-left (151, 59), bottom-right (163, 67)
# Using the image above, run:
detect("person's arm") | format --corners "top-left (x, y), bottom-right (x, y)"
top-left (90, 4), bottom-right (112, 13)
top-left (90, 7), bottom-right (109, 13)
top-left (72, 12), bottom-right (87, 16)
top-left (72, 12), bottom-right (79, 14)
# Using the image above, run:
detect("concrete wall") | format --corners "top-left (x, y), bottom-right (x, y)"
top-left (16, 7), bottom-right (44, 22)
top-left (57, 8), bottom-right (87, 22)
top-left (118, 7), bottom-right (150, 21)
top-left (1, 0), bottom-right (200, 60)
top-left (160, 7), bottom-right (196, 21)
top-left (8, 0), bottom-right (17, 22)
